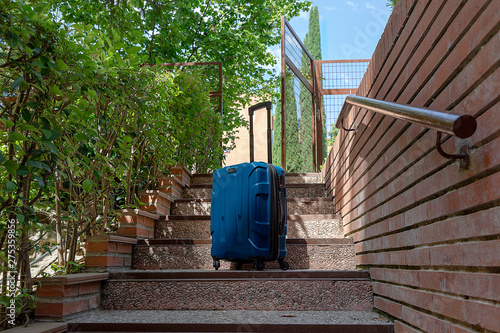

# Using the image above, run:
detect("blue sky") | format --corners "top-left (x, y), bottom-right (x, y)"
top-left (289, 0), bottom-right (393, 61)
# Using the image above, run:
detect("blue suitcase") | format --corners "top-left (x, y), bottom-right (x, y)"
top-left (211, 162), bottom-right (289, 271)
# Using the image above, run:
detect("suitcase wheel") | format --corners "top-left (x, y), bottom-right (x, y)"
top-left (279, 259), bottom-right (290, 271)
top-left (254, 260), bottom-right (265, 271)
top-left (213, 259), bottom-right (220, 270)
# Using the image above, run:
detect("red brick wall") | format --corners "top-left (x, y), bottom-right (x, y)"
top-left (322, 0), bottom-right (500, 331)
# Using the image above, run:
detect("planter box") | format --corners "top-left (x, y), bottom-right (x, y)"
top-left (85, 235), bottom-right (137, 269)
top-left (35, 273), bottom-right (109, 319)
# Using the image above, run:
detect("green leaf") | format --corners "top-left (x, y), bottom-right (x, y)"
top-left (44, 141), bottom-right (58, 154)
top-left (5, 31), bottom-right (19, 48)
top-left (82, 179), bottom-right (93, 193)
top-left (1, 119), bottom-right (15, 128)
top-left (32, 59), bottom-right (46, 68)
top-left (40, 117), bottom-right (50, 128)
top-left (129, 46), bottom-right (142, 55)
top-left (21, 108), bottom-right (32, 122)
top-left (50, 85), bottom-right (62, 95)
top-left (19, 124), bottom-right (41, 133)
top-left (27, 160), bottom-right (43, 168)
top-left (34, 175), bottom-right (44, 187)
top-left (32, 70), bottom-right (44, 81)
top-left (5, 181), bottom-right (17, 192)
top-left (33, 2), bottom-right (49, 13)
top-left (3, 160), bottom-right (19, 177)
top-left (0, 152), bottom-right (5, 163)
top-left (41, 129), bottom-right (59, 141)
top-left (17, 214), bottom-right (25, 223)
top-left (56, 59), bottom-right (69, 71)
top-left (11, 77), bottom-right (24, 90)
top-left (75, 133), bottom-right (87, 142)
top-left (63, 146), bottom-right (74, 155)
top-left (93, 170), bottom-right (102, 180)
top-left (41, 129), bottom-right (52, 139)
top-left (8, 132), bottom-right (28, 141)
top-left (123, 136), bottom-right (133, 143)
top-left (16, 166), bottom-right (29, 176)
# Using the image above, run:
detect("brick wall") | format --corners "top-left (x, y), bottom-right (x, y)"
top-left (322, 0), bottom-right (500, 331)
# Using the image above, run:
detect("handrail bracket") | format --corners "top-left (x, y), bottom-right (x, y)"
top-left (436, 132), bottom-right (470, 169)
top-left (341, 119), bottom-right (356, 132)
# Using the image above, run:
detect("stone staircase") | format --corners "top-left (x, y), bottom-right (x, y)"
top-left (66, 170), bottom-right (394, 332)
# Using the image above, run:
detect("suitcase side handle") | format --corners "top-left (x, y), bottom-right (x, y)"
top-left (279, 191), bottom-right (286, 235)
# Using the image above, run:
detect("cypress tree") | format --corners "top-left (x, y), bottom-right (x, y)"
top-left (273, 70), bottom-right (302, 172)
top-left (272, 105), bottom-right (282, 166)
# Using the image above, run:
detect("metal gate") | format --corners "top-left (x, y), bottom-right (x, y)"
top-left (280, 17), bottom-right (322, 173)
top-left (280, 17), bottom-right (370, 172)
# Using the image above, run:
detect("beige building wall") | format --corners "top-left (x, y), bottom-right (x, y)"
top-left (224, 101), bottom-right (270, 166)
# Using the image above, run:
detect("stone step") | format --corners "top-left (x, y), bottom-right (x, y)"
top-left (155, 214), bottom-right (344, 239)
top-left (286, 183), bottom-right (327, 198)
top-left (190, 173), bottom-right (323, 185)
top-left (102, 270), bottom-right (374, 312)
top-left (287, 214), bottom-right (344, 238)
top-left (67, 310), bottom-right (394, 333)
top-left (155, 215), bottom-right (211, 239)
top-left (132, 239), bottom-right (355, 271)
top-left (182, 184), bottom-right (212, 199)
top-left (285, 173), bottom-right (324, 184)
top-left (190, 174), bottom-right (213, 185)
top-left (182, 183), bottom-right (327, 200)
top-left (171, 197), bottom-right (335, 216)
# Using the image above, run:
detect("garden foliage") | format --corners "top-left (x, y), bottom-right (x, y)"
top-left (0, 0), bottom-right (310, 327)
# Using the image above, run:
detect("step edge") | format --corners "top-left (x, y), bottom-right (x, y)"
top-left (108, 270), bottom-right (370, 281)
top-left (136, 238), bottom-right (353, 245)
top-left (68, 322), bottom-right (394, 333)
top-left (160, 214), bottom-right (340, 221)
top-left (173, 197), bottom-right (334, 203)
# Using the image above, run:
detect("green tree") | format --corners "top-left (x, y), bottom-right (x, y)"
top-left (387, 0), bottom-right (397, 8)
top-left (326, 126), bottom-right (339, 146)
top-left (54, 0), bottom-right (311, 120)
top-left (285, 71), bottom-right (302, 172)
top-left (272, 107), bottom-right (282, 166)
top-left (272, 70), bottom-right (301, 172)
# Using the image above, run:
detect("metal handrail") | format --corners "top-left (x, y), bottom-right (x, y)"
top-left (336, 95), bottom-right (477, 166)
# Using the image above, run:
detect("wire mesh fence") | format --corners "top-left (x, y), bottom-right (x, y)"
top-left (319, 60), bottom-right (369, 135)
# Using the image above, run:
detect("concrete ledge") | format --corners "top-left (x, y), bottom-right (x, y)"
top-left (7, 322), bottom-right (66, 333)
top-left (116, 208), bottom-right (159, 221)
top-left (36, 273), bottom-right (109, 286)
top-left (138, 190), bottom-right (174, 203)
top-left (85, 235), bottom-right (138, 245)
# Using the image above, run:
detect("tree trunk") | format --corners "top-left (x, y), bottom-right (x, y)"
top-left (55, 175), bottom-right (65, 266)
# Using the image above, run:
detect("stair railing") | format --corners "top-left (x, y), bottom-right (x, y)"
top-left (336, 95), bottom-right (477, 168)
